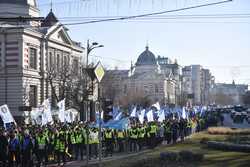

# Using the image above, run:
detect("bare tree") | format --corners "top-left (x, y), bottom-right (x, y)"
top-left (46, 61), bottom-right (74, 106)
top-left (213, 92), bottom-right (234, 105)
top-left (118, 88), bottom-right (152, 108)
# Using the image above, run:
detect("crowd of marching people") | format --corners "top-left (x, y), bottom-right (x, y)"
top-left (0, 108), bottom-right (222, 167)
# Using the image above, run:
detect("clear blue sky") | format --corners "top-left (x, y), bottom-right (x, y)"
top-left (38, 0), bottom-right (250, 85)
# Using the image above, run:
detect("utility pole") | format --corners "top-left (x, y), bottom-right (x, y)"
top-left (85, 41), bottom-right (104, 166)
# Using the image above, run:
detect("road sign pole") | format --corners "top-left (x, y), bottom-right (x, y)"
top-left (98, 81), bottom-right (102, 167)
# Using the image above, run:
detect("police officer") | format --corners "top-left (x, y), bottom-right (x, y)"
top-left (104, 128), bottom-right (114, 157)
top-left (164, 120), bottom-right (172, 144)
top-left (117, 129), bottom-right (125, 152)
top-left (171, 120), bottom-right (179, 144)
top-left (138, 125), bottom-right (145, 151)
top-left (75, 128), bottom-right (84, 160)
top-left (35, 129), bottom-right (48, 167)
top-left (89, 128), bottom-right (99, 159)
top-left (54, 129), bottom-right (66, 166)
top-left (149, 122), bottom-right (158, 148)
top-left (129, 125), bottom-right (138, 152)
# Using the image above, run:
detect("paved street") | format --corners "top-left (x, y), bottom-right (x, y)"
top-left (223, 113), bottom-right (250, 128)
top-left (48, 149), bottom-right (151, 167)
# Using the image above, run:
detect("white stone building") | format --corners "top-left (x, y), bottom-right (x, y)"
top-left (182, 65), bottom-right (214, 105)
top-left (0, 0), bottom-right (85, 118)
top-left (101, 46), bottom-right (179, 106)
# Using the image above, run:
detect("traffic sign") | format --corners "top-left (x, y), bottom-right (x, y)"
top-left (94, 61), bottom-right (105, 82)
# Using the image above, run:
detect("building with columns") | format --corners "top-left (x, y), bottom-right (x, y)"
top-left (101, 46), bottom-right (180, 106)
top-left (0, 0), bottom-right (85, 117)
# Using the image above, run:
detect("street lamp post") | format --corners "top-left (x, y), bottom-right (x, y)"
top-left (86, 39), bottom-right (104, 67)
top-left (85, 40), bottom-right (103, 167)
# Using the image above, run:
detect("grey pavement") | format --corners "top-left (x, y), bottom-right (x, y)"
top-left (222, 113), bottom-right (250, 128)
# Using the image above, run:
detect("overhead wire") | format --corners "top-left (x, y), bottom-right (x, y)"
top-left (58, 13), bottom-right (250, 21)
top-left (59, 0), bottom-right (233, 25)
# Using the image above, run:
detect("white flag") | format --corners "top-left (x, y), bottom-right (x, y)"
top-left (182, 107), bottom-right (187, 119)
top-left (57, 99), bottom-right (65, 123)
top-left (146, 110), bottom-right (154, 122)
top-left (42, 99), bottom-right (53, 125)
top-left (0, 104), bottom-right (15, 124)
top-left (152, 102), bottom-right (160, 111)
top-left (138, 109), bottom-right (145, 124)
top-left (130, 107), bottom-right (137, 117)
top-left (158, 109), bottom-right (165, 122)
top-left (31, 107), bottom-right (43, 125)
top-left (65, 110), bottom-right (73, 123)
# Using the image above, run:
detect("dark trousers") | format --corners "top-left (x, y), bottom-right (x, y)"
top-left (90, 144), bottom-right (98, 159)
top-left (172, 131), bottom-right (178, 143)
top-left (150, 134), bottom-right (156, 148)
top-left (138, 138), bottom-right (144, 151)
top-left (129, 139), bottom-right (137, 152)
top-left (75, 143), bottom-right (84, 160)
top-left (56, 150), bottom-right (65, 165)
top-left (21, 150), bottom-right (32, 167)
top-left (117, 139), bottom-right (124, 152)
top-left (8, 151), bottom-right (20, 167)
top-left (105, 140), bottom-right (113, 156)
top-left (0, 152), bottom-right (8, 167)
top-left (36, 149), bottom-right (48, 166)
top-left (69, 143), bottom-right (75, 157)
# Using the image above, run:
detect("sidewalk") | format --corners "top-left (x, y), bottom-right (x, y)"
top-left (47, 150), bottom-right (150, 167)
top-left (47, 136), bottom-right (190, 167)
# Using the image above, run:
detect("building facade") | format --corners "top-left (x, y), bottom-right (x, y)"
top-left (101, 46), bottom-right (180, 106)
top-left (0, 0), bottom-right (85, 117)
top-left (211, 81), bottom-right (248, 105)
top-left (182, 65), bottom-right (214, 105)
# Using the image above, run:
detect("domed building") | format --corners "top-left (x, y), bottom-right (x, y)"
top-left (102, 46), bottom-right (180, 106)
top-left (133, 46), bottom-right (159, 74)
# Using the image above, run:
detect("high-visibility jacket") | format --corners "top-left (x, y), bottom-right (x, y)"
top-left (59, 140), bottom-right (65, 152)
top-left (70, 132), bottom-right (76, 144)
top-left (117, 131), bottom-right (124, 139)
top-left (130, 128), bottom-right (138, 139)
top-left (76, 133), bottom-right (83, 144)
top-left (89, 130), bottom-right (99, 144)
top-left (105, 130), bottom-right (113, 139)
top-left (37, 135), bottom-right (47, 149)
top-left (138, 127), bottom-right (145, 138)
top-left (55, 138), bottom-right (60, 151)
top-left (164, 124), bottom-right (171, 133)
top-left (150, 125), bottom-right (157, 135)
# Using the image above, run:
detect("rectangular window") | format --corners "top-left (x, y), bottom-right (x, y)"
top-left (47, 52), bottom-right (52, 70)
top-left (57, 54), bottom-right (60, 72)
top-left (124, 84), bottom-right (127, 93)
top-left (29, 85), bottom-right (37, 107)
top-left (73, 58), bottom-right (79, 75)
top-left (155, 84), bottom-right (159, 93)
top-left (29, 48), bottom-right (37, 69)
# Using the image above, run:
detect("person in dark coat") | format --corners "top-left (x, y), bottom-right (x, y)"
top-left (20, 130), bottom-right (33, 167)
top-left (8, 130), bottom-right (21, 167)
top-left (171, 120), bottom-right (179, 144)
top-left (0, 128), bottom-right (8, 167)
